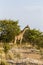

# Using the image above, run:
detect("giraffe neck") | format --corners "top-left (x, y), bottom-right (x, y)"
top-left (21, 28), bottom-right (28, 35)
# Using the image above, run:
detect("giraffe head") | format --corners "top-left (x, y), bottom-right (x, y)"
top-left (21, 25), bottom-right (30, 33)
top-left (25, 25), bottom-right (30, 30)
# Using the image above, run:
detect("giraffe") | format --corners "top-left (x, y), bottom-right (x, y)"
top-left (14, 25), bottom-right (30, 45)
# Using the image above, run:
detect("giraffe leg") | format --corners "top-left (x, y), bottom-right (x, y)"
top-left (14, 37), bottom-right (17, 44)
top-left (15, 39), bottom-right (16, 44)
top-left (20, 38), bottom-right (22, 45)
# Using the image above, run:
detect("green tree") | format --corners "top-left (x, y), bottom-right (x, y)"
top-left (23, 28), bottom-right (43, 48)
top-left (0, 20), bottom-right (20, 43)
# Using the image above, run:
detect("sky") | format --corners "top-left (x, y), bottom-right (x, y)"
top-left (0, 0), bottom-right (43, 31)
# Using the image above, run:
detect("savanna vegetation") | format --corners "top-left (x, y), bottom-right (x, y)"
top-left (0, 19), bottom-right (43, 50)
top-left (0, 20), bottom-right (43, 65)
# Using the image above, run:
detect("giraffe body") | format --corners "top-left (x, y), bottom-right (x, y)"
top-left (14, 25), bottom-right (30, 44)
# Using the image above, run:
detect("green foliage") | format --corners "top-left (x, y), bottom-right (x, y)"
top-left (23, 29), bottom-right (43, 48)
top-left (0, 20), bottom-right (20, 42)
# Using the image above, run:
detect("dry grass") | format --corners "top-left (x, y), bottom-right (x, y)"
top-left (0, 42), bottom-right (43, 65)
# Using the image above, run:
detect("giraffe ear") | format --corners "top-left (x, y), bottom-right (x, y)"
top-left (27, 25), bottom-right (28, 27)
